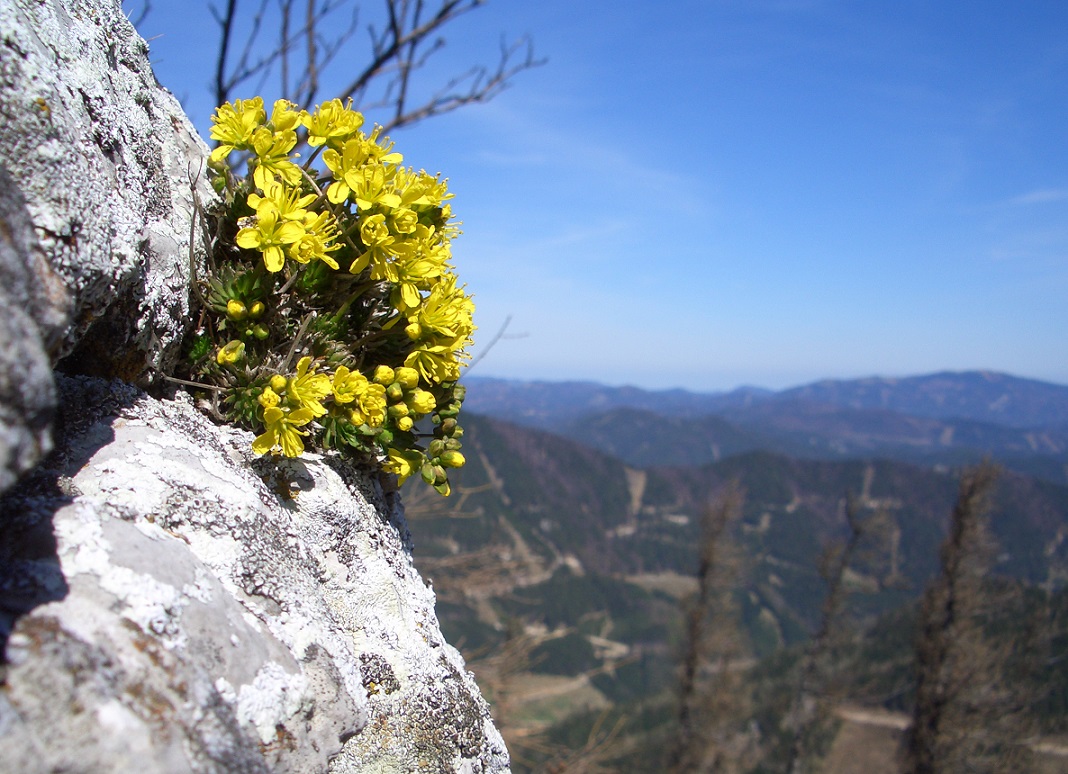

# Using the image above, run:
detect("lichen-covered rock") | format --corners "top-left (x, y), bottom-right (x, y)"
top-left (0, 0), bottom-right (213, 382)
top-left (0, 377), bottom-right (509, 772)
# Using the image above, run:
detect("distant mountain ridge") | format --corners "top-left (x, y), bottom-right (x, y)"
top-left (776, 371), bottom-right (1068, 428)
top-left (463, 370), bottom-right (1068, 430)
top-left (462, 370), bottom-right (1068, 484)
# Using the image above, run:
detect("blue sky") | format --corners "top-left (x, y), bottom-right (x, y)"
top-left (135, 0), bottom-right (1068, 391)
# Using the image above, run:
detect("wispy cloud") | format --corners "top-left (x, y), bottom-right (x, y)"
top-left (1007, 188), bottom-right (1068, 206)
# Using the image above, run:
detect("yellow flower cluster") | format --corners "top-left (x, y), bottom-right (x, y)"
top-left (191, 97), bottom-right (474, 495)
top-left (209, 96), bottom-right (474, 389)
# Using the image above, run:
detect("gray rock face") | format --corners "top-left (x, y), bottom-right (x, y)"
top-left (1, 377), bottom-right (510, 772)
top-left (0, 0), bottom-right (214, 489)
top-left (0, 0), bottom-right (211, 376)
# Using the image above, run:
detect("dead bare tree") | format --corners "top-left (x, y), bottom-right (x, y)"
top-left (668, 483), bottom-right (754, 774)
top-left (904, 462), bottom-right (1036, 774)
top-left (210, 0), bottom-right (543, 131)
top-left (783, 494), bottom-right (869, 774)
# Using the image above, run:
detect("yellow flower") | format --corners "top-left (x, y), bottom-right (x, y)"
top-left (251, 406), bottom-right (314, 457)
top-left (408, 273), bottom-right (475, 343)
top-left (287, 357), bottom-right (331, 417)
top-left (404, 345), bottom-right (460, 384)
top-left (258, 386), bottom-right (281, 408)
top-left (322, 138), bottom-right (371, 204)
top-left (351, 165), bottom-right (401, 212)
top-left (269, 99), bottom-right (303, 133)
top-left (247, 181), bottom-right (315, 221)
top-left (236, 210), bottom-right (305, 272)
top-left (364, 127), bottom-right (403, 166)
top-left (359, 213), bottom-right (392, 247)
top-left (390, 207), bottom-right (419, 235)
top-left (250, 127), bottom-right (301, 190)
top-left (216, 339), bottom-right (245, 365)
top-left (352, 383), bottom-right (387, 427)
top-left (209, 97), bottom-right (265, 162)
top-left (331, 365), bottom-right (369, 404)
top-left (289, 211), bottom-right (342, 270)
top-left (303, 98), bottom-right (363, 147)
top-left (383, 447), bottom-right (425, 485)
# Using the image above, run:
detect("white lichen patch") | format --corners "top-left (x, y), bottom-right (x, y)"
top-left (54, 502), bottom-right (114, 577)
top-left (236, 662), bottom-right (310, 744)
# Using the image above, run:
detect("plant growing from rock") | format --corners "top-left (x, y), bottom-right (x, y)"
top-left (180, 96), bottom-right (472, 495)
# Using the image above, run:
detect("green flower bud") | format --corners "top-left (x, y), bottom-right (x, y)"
top-left (440, 418), bottom-right (457, 434)
top-left (444, 437), bottom-right (462, 451)
top-left (377, 428), bottom-right (394, 446)
top-left (388, 403), bottom-right (409, 418)
top-left (420, 462), bottom-right (436, 485)
top-left (386, 383), bottom-right (405, 402)
top-left (452, 384), bottom-right (466, 402)
top-left (252, 323), bottom-right (269, 340)
top-left (428, 439), bottom-right (446, 458)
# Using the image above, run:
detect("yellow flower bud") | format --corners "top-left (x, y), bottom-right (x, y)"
top-left (373, 365), bottom-right (395, 385)
top-left (216, 340), bottom-right (245, 365)
top-left (396, 416), bottom-right (414, 431)
top-left (439, 450), bottom-right (465, 469)
top-left (248, 301), bottom-right (266, 318)
top-left (226, 299), bottom-right (248, 320)
top-left (270, 374), bottom-right (288, 392)
top-left (388, 403), bottom-right (409, 418)
top-left (406, 389), bottom-right (436, 415)
top-left (404, 322), bottom-right (422, 340)
top-left (394, 366), bottom-right (419, 390)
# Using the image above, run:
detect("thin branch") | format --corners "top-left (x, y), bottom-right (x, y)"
top-left (124, 0), bottom-right (152, 27)
top-left (279, 0), bottom-right (293, 98)
top-left (336, 0), bottom-right (477, 104)
top-left (213, 0), bottom-right (239, 108)
top-left (304, 0), bottom-right (319, 104)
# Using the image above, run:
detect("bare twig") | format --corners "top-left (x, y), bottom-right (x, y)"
top-left (124, 0), bottom-right (152, 27)
top-left (464, 315), bottom-right (527, 375)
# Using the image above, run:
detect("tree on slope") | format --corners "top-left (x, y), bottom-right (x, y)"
top-left (904, 462), bottom-right (1036, 773)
